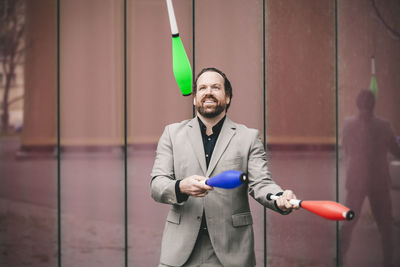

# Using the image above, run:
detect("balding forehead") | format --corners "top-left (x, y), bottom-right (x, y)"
top-left (197, 71), bottom-right (224, 85)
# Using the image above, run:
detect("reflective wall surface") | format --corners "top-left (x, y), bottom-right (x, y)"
top-left (266, 1), bottom-right (337, 266)
top-left (0, 0), bottom-right (399, 266)
top-left (59, 0), bottom-right (125, 266)
top-left (338, 0), bottom-right (400, 266)
top-left (126, 0), bottom-right (193, 265)
top-left (195, 0), bottom-right (266, 263)
top-left (1, 0), bottom-right (58, 266)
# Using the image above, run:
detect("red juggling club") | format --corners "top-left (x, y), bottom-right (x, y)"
top-left (267, 194), bottom-right (355, 221)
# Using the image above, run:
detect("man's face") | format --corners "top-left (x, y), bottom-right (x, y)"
top-left (194, 71), bottom-right (230, 118)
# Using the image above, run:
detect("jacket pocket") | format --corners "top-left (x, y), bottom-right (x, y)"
top-left (232, 212), bottom-right (253, 227)
top-left (166, 208), bottom-right (181, 224)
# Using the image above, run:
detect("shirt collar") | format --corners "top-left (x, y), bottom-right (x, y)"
top-left (197, 116), bottom-right (226, 136)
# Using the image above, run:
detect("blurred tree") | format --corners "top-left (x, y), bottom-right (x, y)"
top-left (0, 0), bottom-right (25, 134)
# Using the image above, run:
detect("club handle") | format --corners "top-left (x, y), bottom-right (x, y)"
top-left (267, 193), bottom-right (301, 206)
top-left (371, 56), bottom-right (375, 75)
top-left (166, 0), bottom-right (179, 35)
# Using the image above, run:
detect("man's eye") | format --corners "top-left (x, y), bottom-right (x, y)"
top-left (212, 86), bottom-right (220, 90)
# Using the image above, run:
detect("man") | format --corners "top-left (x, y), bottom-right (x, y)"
top-left (151, 67), bottom-right (298, 267)
top-left (340, 89), bottom-right (400, 267)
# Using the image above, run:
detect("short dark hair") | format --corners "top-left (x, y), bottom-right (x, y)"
top-left (356, 89), bottom-right (375, 111)
top-left (193, 67), bottom-right (233, 111)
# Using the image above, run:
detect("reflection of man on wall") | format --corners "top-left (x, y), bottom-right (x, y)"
top-left (340, 89), bottom-right (400, 266)
top-left (151, 67), bottom-right (298, 267)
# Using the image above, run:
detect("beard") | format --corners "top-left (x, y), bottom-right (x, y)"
top-left (196, 96), bottom-right (226, 118)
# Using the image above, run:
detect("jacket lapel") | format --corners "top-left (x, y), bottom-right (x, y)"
top-left (206, 117), bottom-right (236, 177)
top-left (187, 118), bottom-right (207, 175)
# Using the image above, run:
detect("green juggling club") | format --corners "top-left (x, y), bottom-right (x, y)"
top-left (166, 0), bottom-right (192, 96)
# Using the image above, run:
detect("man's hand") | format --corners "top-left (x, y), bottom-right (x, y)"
top-left (276, 190), bottom-right (300, 211)
top-left (179, 175), bottom-right (213, 197)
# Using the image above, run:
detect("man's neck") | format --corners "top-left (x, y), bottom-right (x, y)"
top-left (197, 112), bottom-right (226, 136)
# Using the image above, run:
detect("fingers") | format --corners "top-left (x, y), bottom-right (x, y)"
top-left (180, 175), bottom-right (213, 197)
top-left (276, 190), bottom-right (299, 211)
top-left (198, 178), bottom-right (214, 191)
top-left (276, 198), bottom-right (291, 211)
top-left (193, 176), bottom-right (213, 191)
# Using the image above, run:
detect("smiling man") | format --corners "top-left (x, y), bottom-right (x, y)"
top-left (151, 67), bottom-right (298, 267)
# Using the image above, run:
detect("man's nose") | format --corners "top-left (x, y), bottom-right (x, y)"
top-left (204, 86), bottom-right (213, 94)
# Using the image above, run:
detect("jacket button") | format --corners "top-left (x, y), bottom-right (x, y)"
top-left (197, 216), bottom-right (201, 221)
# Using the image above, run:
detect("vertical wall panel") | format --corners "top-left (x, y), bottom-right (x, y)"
top-left (0, 1), bottom-right (58, 266)
top-left (195, 0), bottom-right (265, 264)
top-left (266, 1), bottom-right (337, 266)
top-left (338, 0), bottom-right (400, 266)
top-left (60, 0), bottom-right (125, 266)
top-left (127, 0), bottom-right (193, 265)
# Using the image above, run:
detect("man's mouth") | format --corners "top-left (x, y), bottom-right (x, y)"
top-left (202, 98), bottom-right (217, 105)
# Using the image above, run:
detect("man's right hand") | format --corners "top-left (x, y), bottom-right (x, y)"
top-left (179, 175), bottom-right (213, 197)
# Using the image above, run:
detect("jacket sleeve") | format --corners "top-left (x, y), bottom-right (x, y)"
top-left (247, 130), bottom-right (290, 214)
top-left (150, 126), bottom-right (185, 205)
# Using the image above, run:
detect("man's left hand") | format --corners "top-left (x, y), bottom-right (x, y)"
top-left (276, 190), bottom-right (300, 211)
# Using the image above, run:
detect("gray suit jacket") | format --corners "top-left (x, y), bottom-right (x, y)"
top-left (151, 117), bottom-right (285, 267)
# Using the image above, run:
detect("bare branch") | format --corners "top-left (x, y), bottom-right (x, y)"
top-left (0, 0), bottom-right (26, 134)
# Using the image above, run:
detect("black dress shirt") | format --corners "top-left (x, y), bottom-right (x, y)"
top-left (198, 116), bottom-right (226, 168)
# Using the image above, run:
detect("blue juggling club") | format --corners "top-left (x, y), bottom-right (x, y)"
top-left (205, 170), bottom-right (248, 189)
